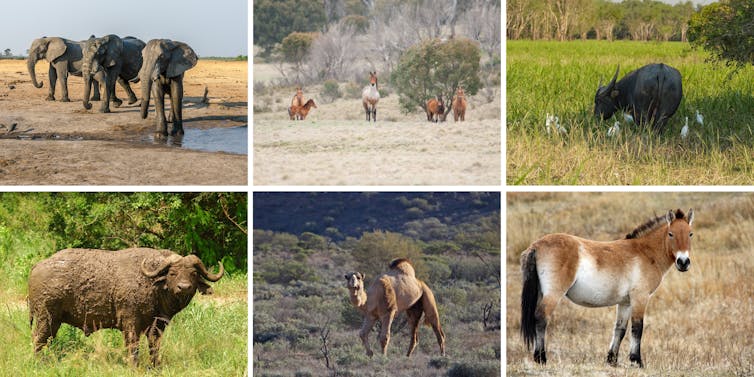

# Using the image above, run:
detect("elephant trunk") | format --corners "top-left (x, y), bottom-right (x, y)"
top-left (82, 66), bottom-right (93, 110)
top-left (140, 76), bottom-right (152, 119)
top-left (27, 55), bottom-right (43, 88)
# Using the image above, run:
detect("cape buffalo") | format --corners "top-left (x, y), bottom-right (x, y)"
top-left (594, 63), bottom-right (683, 132)
top-left (28, 248), bottom-right (223, 366)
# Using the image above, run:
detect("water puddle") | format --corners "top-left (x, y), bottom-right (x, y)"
top-left (147, 125), bottom-right (248, 155)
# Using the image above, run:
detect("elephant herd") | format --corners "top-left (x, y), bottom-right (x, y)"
top-left (27, 35), bottom-right (198, 136)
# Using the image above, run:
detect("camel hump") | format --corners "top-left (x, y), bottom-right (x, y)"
top-left (389, 258), bottom-right (415, 277)
top-left (379, 276), bottom-right (397, 312)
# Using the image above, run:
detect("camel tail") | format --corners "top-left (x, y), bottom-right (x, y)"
top-left (379, 276), bottom-right (397, 312)
top-left (520, 248), bottom-right (539, 350)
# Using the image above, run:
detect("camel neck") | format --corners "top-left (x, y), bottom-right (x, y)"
top-left (349, 288), bottom-right (367, 313)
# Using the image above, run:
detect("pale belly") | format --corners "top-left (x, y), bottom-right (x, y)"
top-left (565, 258), bottom-right (633, 307)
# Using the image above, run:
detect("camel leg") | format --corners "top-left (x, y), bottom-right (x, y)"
top-left (359, 315), bottom-right (376, 357)
top-left (406, 303), bottom-right (423, 357)
top-left (430, 317), bottom-right (446, 356)
top-left (379, 310), bottom-right (396, 356)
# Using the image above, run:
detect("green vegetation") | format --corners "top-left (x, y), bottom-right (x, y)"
top-left (253, 0), bottom-right (327, 54)
top-left (507, 40), bottom-right (754, 185)
top-left (507, 0), bottom-right (696, 41)
top-left (689, 0), bottom-right (754, 69)
top-left (391, 38), bottom-right (482, 114)
top-left (253, 198), bottom-right (500, 376)
top-left (0, 193), bottom-right (248, 376)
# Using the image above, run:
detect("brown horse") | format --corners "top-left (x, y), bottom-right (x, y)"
top-left (345, 258), bottom-right (445, 357)
top-left (521, 209), bottom-right (694, 368)
top-left (361, 71), bottom-right (380, 122)
top-left (288, 87), bottom-right (305, 120)
top-left (289, 99), bottom-right (317, 120)
top-left (426, 95), bottom-right (446, 122)
top-left (452, 87), bottom-right (467, 122)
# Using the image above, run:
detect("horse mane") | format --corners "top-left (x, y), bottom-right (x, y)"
top-left (625, 209), bottom-right (686, 239)
top-left (303, 99), bottom-right (315, 108)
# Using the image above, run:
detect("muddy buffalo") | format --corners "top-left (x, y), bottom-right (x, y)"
top-left (28, 248), bottom-right (223, 366)
top-left (594, 63), bottom-right (682, 132)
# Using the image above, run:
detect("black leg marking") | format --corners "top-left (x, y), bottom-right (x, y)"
top-left (607, 325), bottom-right (626, 366)
top-left (629, 319), bottom-right (644, 368)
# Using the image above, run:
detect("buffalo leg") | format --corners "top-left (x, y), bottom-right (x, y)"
top-left (147, 319), bottom-right (168, 367)
top-left (123, 328), bottom-right (140, 366)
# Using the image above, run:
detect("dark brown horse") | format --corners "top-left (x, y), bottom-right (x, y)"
top-left (426, 95), bottom-right (446, 122)
top-left (289, 99), bottom-right (317, 120)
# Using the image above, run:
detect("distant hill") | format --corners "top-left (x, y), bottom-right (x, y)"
top-left (253, 192), bottom-right (500, 239)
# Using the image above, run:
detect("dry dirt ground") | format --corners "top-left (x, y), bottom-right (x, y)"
top-left (0, 59), bottom-right (247, 185)
top-left (253, 85), bottom-right (501, 186)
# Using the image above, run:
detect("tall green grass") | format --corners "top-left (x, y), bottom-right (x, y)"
top-left (0, 275), bottom-right (248, 377)
top-left (507, 40), bottom-right (754, 185)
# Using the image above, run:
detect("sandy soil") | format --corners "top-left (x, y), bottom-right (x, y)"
top-left (0, 59), bottom-right (247, 185)
top-left (253, 89), bottom-right (501, 186)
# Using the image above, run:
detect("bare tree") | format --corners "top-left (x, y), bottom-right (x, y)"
top-left (465, 0), bottom-right (501, 56)
top-left (307, 22), bottom-right (361, 81)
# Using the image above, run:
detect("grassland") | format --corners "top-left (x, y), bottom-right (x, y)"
top-left (507, 41), bottom-right (754, 185)
top-left (507, 192), bottom-right (754, 376)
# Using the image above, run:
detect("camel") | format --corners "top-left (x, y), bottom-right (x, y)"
top-left (344, 258), bottom-right (445, 357)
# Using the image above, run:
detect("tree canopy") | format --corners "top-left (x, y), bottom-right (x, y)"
top-left (688, 0), bottom-right (754, 69)
top-left (391, 38), bottom-right (481, 114)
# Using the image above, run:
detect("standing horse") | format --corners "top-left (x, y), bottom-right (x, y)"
top-left (290, 99), bottom-right (317, 120)
top-left (288, 87), bottom-right (305, 120)
top-left (362, 71), bottom-right (380, 122)
top-left (521, 208), bottom-right (694, 368)
top-left (426, 95), bottom-right (446, 122)
top-left (452, 87), bottom-right (467, 122)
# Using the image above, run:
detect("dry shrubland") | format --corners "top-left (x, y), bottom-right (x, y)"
top-left (506, 192), bottom-right (754, 376)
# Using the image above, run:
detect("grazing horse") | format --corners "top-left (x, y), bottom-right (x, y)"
top-left (426, 95), bottom-right (446, 122)
top-left (289, 99), bottom-right (317, 120)
top-left (452, 87), bottom-right (467, 122)
top-left (521, 208), bottom-right (694, 368)
top-left (362, 71), bottom-right (380, 122)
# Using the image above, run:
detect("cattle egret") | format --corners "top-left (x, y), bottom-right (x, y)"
top-left (546, 113), bottom-right (554, 134)
top-left (608, 121), bottom-right (620, 137)
top-left (623, 113), bottom-right (634, 124)
top-left (695, 110), bottom-right (704, 126)
top-left (681, 116), bottom-right (689, 138)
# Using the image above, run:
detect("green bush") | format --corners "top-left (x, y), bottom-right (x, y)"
top-left (446, 361), bottom-right (499, 377)
top-left (352, 231), bottom-right (426, 279)
top-left (344, 82), bottom-right (363, 99)
top-left (320, 80), bottom-right (342, 103)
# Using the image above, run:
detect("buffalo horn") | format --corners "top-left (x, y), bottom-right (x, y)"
top-left (140, 254), bottom-right (181, 277)
top-left (187, 255), bottom-right (225, 282)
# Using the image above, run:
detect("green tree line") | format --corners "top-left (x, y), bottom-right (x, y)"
top-left (0, 193), bottom-right (247, 290)
top-left (507, 0), bottom-right (697, 41)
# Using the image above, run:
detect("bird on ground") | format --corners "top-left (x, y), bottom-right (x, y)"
top-left (608, 121), bottom-right (620, 137)
top-left (623, 113), bottom-right (634, 124)
top-left (696, 110), bottom-right (704, 126)
top-left (681, 116), bottom-right (689, 138)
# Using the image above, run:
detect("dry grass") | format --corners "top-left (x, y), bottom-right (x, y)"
top-left (506, 193), bottom-right (754, 376)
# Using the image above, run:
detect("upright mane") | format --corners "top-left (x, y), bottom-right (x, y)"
top-left (625, 209), bottom-right (686, 239)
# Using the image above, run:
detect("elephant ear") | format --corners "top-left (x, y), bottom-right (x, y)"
top-left (46, 37), bottom-right (67, 63)
top-left (103, 35), bottom-right (123, 68)
top-left (167, 42), bottom-right (197, 78)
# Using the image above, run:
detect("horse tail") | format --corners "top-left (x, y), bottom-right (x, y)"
top-left (520, 248), bottom-right (540, 350)
top-left (380, 276), bottom-right (397, 312)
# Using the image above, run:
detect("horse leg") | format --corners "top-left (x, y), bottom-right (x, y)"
top-left (372, 106), bottom-right (377, 122)
top-left (359, 315), bottom-right (377, 357)
top-left (606, 303), bottom-right (631, 366)
top-left (363, 102), bottom-right (370, 121)
top-left (379, 310), bottom-right (396, 356)
top-left (628, 296), bottom-right (648, 368)
top-left (533, 293), bottom-right (564, 364)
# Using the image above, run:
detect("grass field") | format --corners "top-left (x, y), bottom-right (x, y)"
top-left (507, 41), bottom-right (754, 185)
top-left (0, 275), bottom-right (248, 377)
top-left (506, 192), bottom-right (754, 376)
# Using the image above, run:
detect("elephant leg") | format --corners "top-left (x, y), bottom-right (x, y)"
top-left (58, 68), bottom-right (70, 102)
top-left (118, 77), bottom-right (138, 104)
top-left (46, 65), bottom-right (56, 101)
top-left (96, 73), bottom-right (111, 113)
top-left (91, 81), bottom-right (101, 101)
top-left (153, 84), bottom-right (168, 136)
top-left (169, 79), bottom-right (184, 136)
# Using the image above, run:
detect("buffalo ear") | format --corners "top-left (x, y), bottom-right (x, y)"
top-left (167, 42), bottom-right (197, 78)
top-left (198, 281), bottom-right (213, 295)
top-left (610, 90), bottom-right (619, 98)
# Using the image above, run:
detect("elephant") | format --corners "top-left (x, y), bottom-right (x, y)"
top-left (137, 39), bottom-right (197, 136)
top-left (27, 36), bottom-right (100, 102)
top-left (82, 35), bottom-right (145, 113)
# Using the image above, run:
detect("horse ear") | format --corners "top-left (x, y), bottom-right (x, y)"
top-left (357, 272), bottom-right (364, 280)
top-left (687, 208), bottom-right (694, 225)
top-left (666, 210), bottom-right (674, 225)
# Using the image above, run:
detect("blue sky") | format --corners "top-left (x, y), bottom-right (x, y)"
top-left (0, 0), bottom-right (247, 57)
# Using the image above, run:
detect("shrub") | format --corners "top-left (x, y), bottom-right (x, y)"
top-left (320, 80), bottom-right (342, 103)
top-left (352, 231), bottom-right (426, 279)
top-left (446, 361), bottom-right (499, 377)
top-left (344, 82), bottom-right (363, 99)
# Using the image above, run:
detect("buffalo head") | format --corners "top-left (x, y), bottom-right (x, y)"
top-left (141, 254), bottom-right (224, 297)
top-left (594, 65), bottom-right (620, 120)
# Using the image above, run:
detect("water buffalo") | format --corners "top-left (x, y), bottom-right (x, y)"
top-left (594, 63), bottom-right (682, 132)
top-left (28, 248), bottom-right (223, 366)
